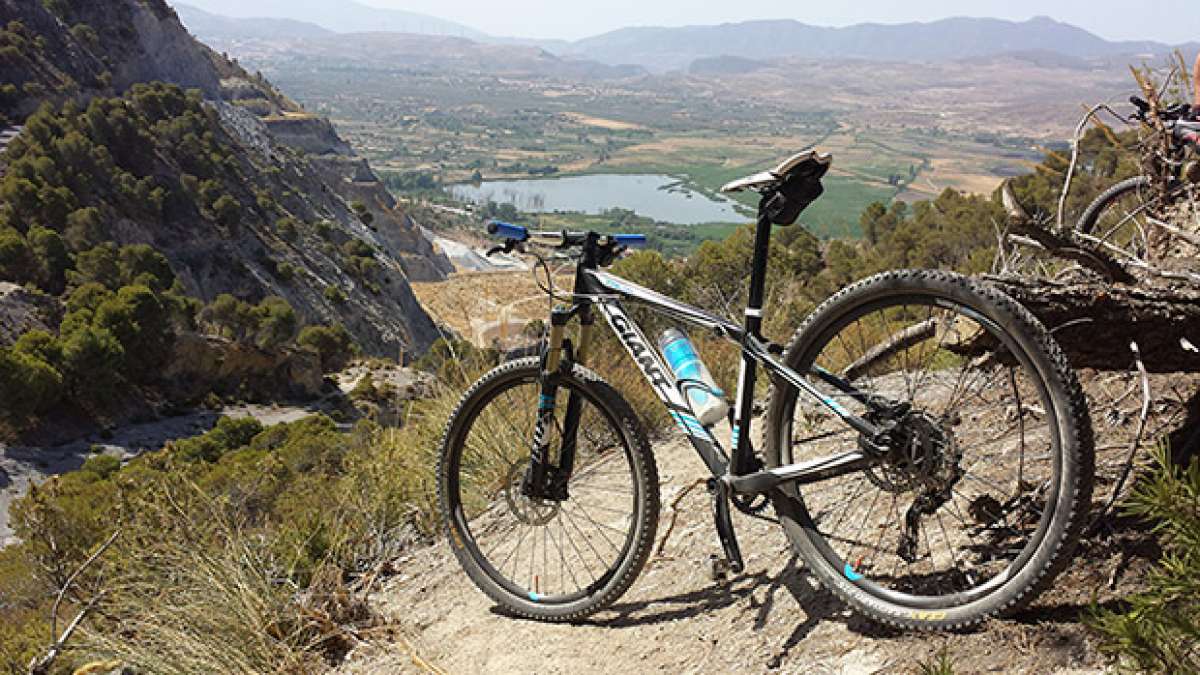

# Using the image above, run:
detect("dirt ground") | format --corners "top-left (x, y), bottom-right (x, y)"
top-left (338, 368), bottom-right (1185, 674)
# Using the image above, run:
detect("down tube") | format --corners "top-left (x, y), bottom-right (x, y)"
top-left (595, 301), bottom-right (729, 476)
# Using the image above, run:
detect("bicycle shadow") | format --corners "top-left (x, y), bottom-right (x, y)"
top-left (490, 551), bottom-right (902, 659)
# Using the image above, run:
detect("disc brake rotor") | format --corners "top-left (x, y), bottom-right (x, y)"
top-left (504, 459), bottom-right (559, 525)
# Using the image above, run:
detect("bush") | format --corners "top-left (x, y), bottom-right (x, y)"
top-left (297, 324), bottom-right (357, 372)
top-left (81, 454), bottom-right (120, 480)
top-left (0, 346), bottom-right (64, 423)
top-left (252, 296), bottom-right (297, 350)
top-left (323, 285), bottom-right (346, 305)
top-left (1089, 445), bottom-right (1200, 672)
top-left (171, 416), bottom-right (263, 463)
top-left (71, 242), bottom-right (121, 289)
top-left (0, 226), bottom-right (34, 284)
top-left (58, 323), bottom-right (123, 397)
top-left (25, 225), bottom-right (69, 293)
top-left (211, 194), bottom-right (241, 227)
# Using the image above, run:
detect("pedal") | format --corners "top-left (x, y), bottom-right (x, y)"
top-left (707, 554), bottom-right (732, 582)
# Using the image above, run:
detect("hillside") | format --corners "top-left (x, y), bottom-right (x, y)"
top-left (0, 0), bottom-right (450, 359)
top-left (562, 16), bottom-right (1197, 72)
top-left (178, 27), bottom-right (646, 81)
top-left (174, 0), bottom-right (485, 38)
top-left (174, 3), bottom-right (333, 41)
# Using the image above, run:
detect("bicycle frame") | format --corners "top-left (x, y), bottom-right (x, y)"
top-left (530, 211), bottom-right (888, 505)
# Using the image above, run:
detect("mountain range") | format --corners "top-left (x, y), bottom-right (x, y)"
top-left (174, 0), bottom-right (484, 38)
top-left (171, 4), bottom-right (1198, 73)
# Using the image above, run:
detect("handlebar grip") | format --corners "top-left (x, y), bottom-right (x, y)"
top-left (612, 234), bottom-right (648, 249)
top-left (486, 220), bottom-right (528, 241)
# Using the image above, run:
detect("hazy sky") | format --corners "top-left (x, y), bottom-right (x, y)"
top-left (359, 0), bottom-right (1200, 44)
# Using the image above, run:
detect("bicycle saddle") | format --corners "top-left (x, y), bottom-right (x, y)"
top-left (720, 150), bottom-right (833, 193)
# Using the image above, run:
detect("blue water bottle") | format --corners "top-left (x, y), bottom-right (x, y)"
top-left (658, 328), bottom-right (729, 427)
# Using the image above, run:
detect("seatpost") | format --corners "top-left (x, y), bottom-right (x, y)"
top-left (730, 208), bottom-right (774, 474)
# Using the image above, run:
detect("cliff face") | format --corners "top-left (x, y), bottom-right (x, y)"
top-left (0, 0), bottom-right (451, 355)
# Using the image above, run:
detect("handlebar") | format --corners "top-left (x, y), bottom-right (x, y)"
top-left (486, 220), bottom-right (648, 250)
top-left (1130, 96), bottom-right (1194, 123)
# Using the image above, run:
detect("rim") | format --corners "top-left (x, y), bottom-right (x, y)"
top-left (778, 291), bottom-right (1062, 609)
top-left (1087, 181), bottom-right (1191, 262)
top-left (447, 370), bottom-right (642, 606)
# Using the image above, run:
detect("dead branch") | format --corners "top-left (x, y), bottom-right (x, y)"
top-left (28, 591), bottom-right (108, 675)
top-left (1087, 343), bottom-right (1151, 537)
top-left (843, 318), bottom-right (938, 381)
top-left (1001, 183), bottom-right (1136, 283)
top-left (28, 528), bottom-right (120, 675)
top-left (654, 478), bottom-right (707, 558)
top-left (985, 276), bottom-right (1200, 372)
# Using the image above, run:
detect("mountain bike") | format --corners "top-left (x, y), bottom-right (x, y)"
top-left (437, 150), bottom-right (1094, 631)
top-left (1075, 96), bottom-right (1200, 261)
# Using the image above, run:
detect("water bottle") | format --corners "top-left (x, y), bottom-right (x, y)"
top-left (658, 328), bottom-right (729, 427)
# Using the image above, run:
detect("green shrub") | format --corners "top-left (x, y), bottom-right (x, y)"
top-left (69, 23), bottom-right (98, 49)
top-left (171, 416), bottom-right (263, 463)
top-left (0, 226), bottom-right (34, 284)
top-left (275, 261), bottom-right (297, 281)
top-left (1089, 445), bottom-right (1200, 672)
top-left (252, 296), bottom-right (297, 350)
top-left (211, 194), bottom-right (241, 227)
top-left (25, 225), bottom-right (69, 293)
top-left (275, 216), bottom-right (298, 241)
top-left (323, 285), bottom-right (346, 305)
top-left (297, 324), bottom-right (357, 372)
top-left (81, 454), bottom-right (120, 480)
top-left (58, 323), bottom-right (123, 397)
top-left (71, 242), bottom-right (121, 289)
top-left (0, 346), bottom-right (64, 422)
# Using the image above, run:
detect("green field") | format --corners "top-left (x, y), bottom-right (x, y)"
top-left (265, 61), bottom-right (1040, 250)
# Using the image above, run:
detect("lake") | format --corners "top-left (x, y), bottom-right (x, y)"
top-left (447, 174), bottom-right (751, 225)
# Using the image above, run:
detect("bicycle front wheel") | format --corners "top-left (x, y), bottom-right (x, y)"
top-left (438, 357), bottom-right (660, 622)
top-left (764, 270), bottom-right (1093, 631)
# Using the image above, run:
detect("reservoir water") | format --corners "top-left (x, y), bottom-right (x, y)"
top-left (447, 173), bottom-right (750, 225)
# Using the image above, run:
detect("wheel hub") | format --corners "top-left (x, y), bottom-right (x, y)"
top-left (504, 459), bottom-right (559, 525)
top-left (865, 408), bottom-right (962, 494)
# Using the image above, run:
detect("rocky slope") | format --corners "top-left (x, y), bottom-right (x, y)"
top-left (0, 0), bottom-right (451, 355)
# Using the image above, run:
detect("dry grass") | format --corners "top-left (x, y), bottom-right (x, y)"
top-left (80, 483), bottom-right (328, 674)
top-left (411, 271), bottom-right (571, 346)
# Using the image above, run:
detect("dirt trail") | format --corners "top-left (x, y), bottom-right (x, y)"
top-left (339, 403), bottom-right (1156, 674)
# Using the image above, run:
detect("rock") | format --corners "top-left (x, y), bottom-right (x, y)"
top-left (264, 115), bottom-right (354, 156)
top-left (164, 332), bottom-right (323, 401)
top-left (0, 282), bottom-right (57, 347)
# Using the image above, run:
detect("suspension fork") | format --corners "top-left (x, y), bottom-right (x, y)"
top-left (553, 308), bottom-right (591, 492)
top-left (526, 303), bottom-right (590, 501)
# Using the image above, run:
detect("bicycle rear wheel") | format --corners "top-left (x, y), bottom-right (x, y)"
top-left (764, 270), bottom-right (1093, 630)
top-left (1075, 175), bottom-right (1192, 262)
top-left (438, 357), bottom-right (659, 622)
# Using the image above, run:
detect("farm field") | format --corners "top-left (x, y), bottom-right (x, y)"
top-left (239, 43), bottom-right (1128, 242)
